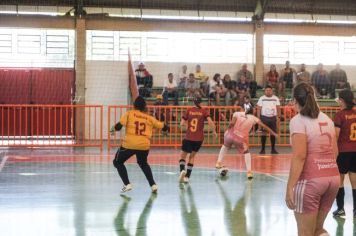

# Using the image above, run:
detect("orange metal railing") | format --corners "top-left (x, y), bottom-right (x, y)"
top-left (108, 105), bottom-right (341, 150)
top-left (0, 104), bottom-right (103, 149)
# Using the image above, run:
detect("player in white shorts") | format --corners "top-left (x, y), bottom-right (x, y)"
top-left (216, 104), bottom-right (278, 179)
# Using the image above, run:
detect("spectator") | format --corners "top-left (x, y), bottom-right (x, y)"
top-left (153, 95), bottom-right (165, 121)
top-left (265, 64), bottom-right (280, 95)
top-left (178, 65), bottom-right (188, 89)
top-left (311, 63), bottom-right (330, 98)
top-left (236, 75), bottom-right (250, 105)
top-left (280, 61), bottom-right (295, 89)
top-left (194, 64), bottom-right (209, 97)
top-left (329, 63), bottom-right (350, 98)
top-left (296, 63), bottom-right (311, 85)
top-left (257, 85), bottom-right (281, 154)
top-left (222, 74), bottom-right (237, 106)
top-left (162, 73), bottom-right (179, 105)
top-left (209, 73), bottom-right (226, 106)
top-left (237, 64), bottom-right (257, 98)
top-left (185, 73), bottom-right (202, 98)
top-left (136, 62), bottom-right (153, 97)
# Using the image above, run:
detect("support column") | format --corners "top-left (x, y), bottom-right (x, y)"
top-left (254, 19), bottom-right (264, 86)
top-left (75, 18), bottom-right (86, 141)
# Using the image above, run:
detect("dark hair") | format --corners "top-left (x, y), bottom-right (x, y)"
top-left (265, 85), bottom-right (273, 90)
top-left (193, 96), bottom-right (202, 109)
top-left (168, 73), bottom-right (173, 77)
top-left (213, 73), bottom-right (220, 82)
top-left (339, 89), bottom-right (355, 110)
top-left (134, 96), bottom-right (147, 111)
top-left (189, 73), bottom-right (194, 77)
top-left (293, 82), bottom-right (320, 119)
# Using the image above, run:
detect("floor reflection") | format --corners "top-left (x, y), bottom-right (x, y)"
top-left (114, 193), bottom-right (157, 236)
top-left (216, 178), bottom-right (251, 236)
top-left (179, 184), bottom-right (202, 236)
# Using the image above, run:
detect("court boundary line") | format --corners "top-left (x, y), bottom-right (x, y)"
top-left (0, 152), bottom-right (9, 173)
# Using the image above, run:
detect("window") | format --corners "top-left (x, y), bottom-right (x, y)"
top-left (267, 41), bottom-right (289, 59)
top-left (293, 41), bottom-right (314, 59)
top-left (0, 28), bottom-right (74, 67)
top-left (265, 35), bottom-right (356, 65)
top-left (0, 34), bottom-right (12, 53)
top-left (87, 30), bottom-right (253, 63)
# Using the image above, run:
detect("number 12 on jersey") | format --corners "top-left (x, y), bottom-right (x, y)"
top-left (134, 121), bottom-right (146, 136)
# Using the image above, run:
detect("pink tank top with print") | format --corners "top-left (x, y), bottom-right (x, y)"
top-left (290, 112), bottom-right (339, 180)
top-left (232, 112), bottom-right (259, 142)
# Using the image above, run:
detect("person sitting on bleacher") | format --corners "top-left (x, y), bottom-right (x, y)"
top-left (162, 73), bottom-right (179, 105)
top-left (236, 75), bottom-right (250, 106)
top-left (135, 62), bottom-right (153, 97)
top-left (329, 63), bottom-right (350, 98)
top-left (185, 73), bottom-right (202, 98)
top-left (178, 65), bottom-right (188, 89)
top-left (237, 64), bottom-right (257, 98)
top-left (296, 63), bottom-right (311, 85)
top-left (311, 63), bottom-right (330, 98)
top-left (265, 64), bottom-right (281, 96)
top-left (194, 64), bottom-right (209, 97)
top-left (222, 74), bottom-right (237, 106)
top-left (209, 73), bottom-right (227, 106)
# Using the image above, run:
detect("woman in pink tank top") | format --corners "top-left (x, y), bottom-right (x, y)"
top-left (286, 83), bottom-right (339, 236)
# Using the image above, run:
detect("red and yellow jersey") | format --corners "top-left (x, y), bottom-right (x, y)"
top-left (120, 110), bottom-right (164, 150)
top-left (183, 107), bottom-right (210, 142)
top-left (334, 108), bottom-right (356, 152)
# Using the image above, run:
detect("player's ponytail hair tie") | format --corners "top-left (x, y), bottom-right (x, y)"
top-left (293, 82), bottom-right (320, 119)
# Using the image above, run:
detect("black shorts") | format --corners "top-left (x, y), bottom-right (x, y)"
top-left (181, 139), bottom-right (203, 153)
top-left (260, 115), bottom-right (277, 133)
top-left (113, 147), bottom-right (149, 167)
top-left (337, 152), bottom-right (356, 174)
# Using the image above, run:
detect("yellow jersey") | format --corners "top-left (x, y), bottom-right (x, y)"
top-left (194, 72), bottom-right (208, 81)
top-left (120, 110), bottom-right (164, 150)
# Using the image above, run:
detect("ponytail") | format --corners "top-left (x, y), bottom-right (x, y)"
top-left (293, 83), bottom-right (320, 119)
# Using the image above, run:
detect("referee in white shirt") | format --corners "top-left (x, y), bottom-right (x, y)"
top-left (257, 85), bottom-right (281, 154)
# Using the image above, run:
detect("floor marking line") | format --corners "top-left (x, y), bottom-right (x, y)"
top-left (262, 173), bottom-right (288, 183)
top-left (0, 154), bottom-right (9, 173)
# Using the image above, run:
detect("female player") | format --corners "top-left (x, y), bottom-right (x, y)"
top-left (111, 96), bottom-right (169, 193)
top-left (179, 96), bottom-right (217, 183)
top-left (286, 83), bottom-right (339, 236)
top-left (215, 103), bottom-right (278, 179)
top-left (333, 89), bottom-right (356, 217)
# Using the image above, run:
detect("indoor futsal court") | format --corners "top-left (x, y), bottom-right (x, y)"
top-left (1, 0), bottom-right (356, 236)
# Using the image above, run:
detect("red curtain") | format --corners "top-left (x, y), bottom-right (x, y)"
top-left (0, 68), bottom-right (75, 104)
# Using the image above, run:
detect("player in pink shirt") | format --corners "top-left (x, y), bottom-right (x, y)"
top-left (215, 103), bottom-right (278, 179)
top-left (286, 83), bottom-right (339, 236)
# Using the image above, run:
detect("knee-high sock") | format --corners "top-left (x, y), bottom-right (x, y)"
top-left (270, 135), bottom-right (276, 149)
top-left (179, 159), bottom-right (186, 172)
top-left (244, 152), bottom-right (252, 172)
top-left (186, 163), bottom-right (194, 178)
top-left (336, 187), bottom-right (345, 210)
top-left (261, 136), bottom-right (267, 150)
top-left (217, 145), bottom-right (228, 163)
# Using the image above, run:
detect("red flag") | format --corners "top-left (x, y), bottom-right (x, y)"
top-left (128, 50), bottom-right (139, 101)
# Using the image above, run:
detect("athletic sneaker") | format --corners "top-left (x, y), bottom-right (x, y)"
top-left (121, 184), bottom-right (133, 193)
top-left (179, 170), bottom-right (186, 183)
top-left (332, 208), bottom-right (345, 217)
top-left (259, 149), bottom-right (265, 154)
top-left (151, 184), bottom-right (158, 193)
top-left (247, 171), bottom-right (253, 180)
top-left (271, 149), bottom-right (279, 154)
top-left (183, 177), bottom-right (189, 183)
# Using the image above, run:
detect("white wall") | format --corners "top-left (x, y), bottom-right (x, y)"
top-left (86, 61), bottom-right (128, 139)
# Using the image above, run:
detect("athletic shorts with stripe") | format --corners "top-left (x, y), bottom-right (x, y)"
top-left (223, 130), bottom-right (248, 153)
top-left (294, 176), bottom-right (339, 214)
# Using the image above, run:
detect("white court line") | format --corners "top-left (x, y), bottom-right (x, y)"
top-left (0, 153), bottom-right (9, 173)
top-left (262, 173), bottom-right (288, 183)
